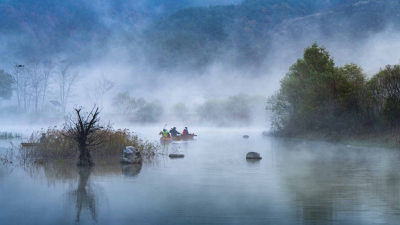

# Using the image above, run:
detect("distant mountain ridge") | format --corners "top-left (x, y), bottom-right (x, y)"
top-left (143, 0), bottom-right (400, 72)
top-left (1, 0), bottom-right (399, 72)
top-left (0, 0), bottom-right (240, 62)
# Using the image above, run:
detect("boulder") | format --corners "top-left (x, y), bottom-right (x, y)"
top-left (126, 146), bottom-right (135, 152)
top-left (120, 146), bottom-right (142, 164)
top-left (246, 152), bottom-right (262, 159)
top-left (243, 135), bottom-right (249, 138)
top-left (169, 154), bottom-right (184, 158)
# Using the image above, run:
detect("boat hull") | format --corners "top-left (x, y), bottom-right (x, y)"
top-left (172, 135), bottom-right (195, 141)
top-left (160, 137), bottom-right (173, 142)
top-left (21, 143), bottom-right (41, 147)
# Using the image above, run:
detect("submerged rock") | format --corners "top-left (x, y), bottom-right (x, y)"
top-left (246, 152), bottom-right (262, 159)
top-left (120, 146), bottom-right (142, 164)
top-left (243, 135), bottom-right (249, 138)
top-left (169, 154), bottom-right (184, 158)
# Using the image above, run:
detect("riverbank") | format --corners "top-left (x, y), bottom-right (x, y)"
top-left (265, 131), bottom-right (400, 149)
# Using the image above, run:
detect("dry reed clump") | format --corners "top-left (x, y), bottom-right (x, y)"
top-left (24, 127), bottom-right (159, 162)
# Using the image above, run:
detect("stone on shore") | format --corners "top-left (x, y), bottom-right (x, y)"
top-left (246, 152), bottom-right (262, 159)
top-left (120, 146), bottom-right (142, 164)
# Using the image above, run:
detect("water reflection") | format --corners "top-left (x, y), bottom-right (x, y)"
top-left (23, 160), bottom-right (145, 224)
top-left (68, 167), bottom-right (98, 224)
top-left (121, 163), bottom-right (142, 177)
top-left (273, 140), bottom-right (400, 224)
top-left (246, 159), bottom-right (261, 164)
top-left (2, 129), bottom-right (400, 224)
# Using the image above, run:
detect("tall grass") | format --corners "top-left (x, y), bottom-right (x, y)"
top-left (18, 127), bottom-right (159, 163)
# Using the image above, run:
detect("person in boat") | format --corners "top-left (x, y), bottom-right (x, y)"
top-left (162, 128), bottom-right (170, 138)
top-left (182, 127), bottom-right (189, 136)
top-left (169, 127), bottom-right (181, 137)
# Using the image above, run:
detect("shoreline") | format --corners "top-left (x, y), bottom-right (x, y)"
top-left (265, 131), bottom-right (400, 150)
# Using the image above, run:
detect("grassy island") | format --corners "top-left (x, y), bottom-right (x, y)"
top-left (1, 107), bottom-right (159, 166)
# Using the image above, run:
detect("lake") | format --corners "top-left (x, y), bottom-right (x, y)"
top-left (1, 127), bottom-right (400, 225)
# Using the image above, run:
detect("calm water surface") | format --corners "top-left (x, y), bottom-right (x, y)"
top-left (1, 128), bottom-right (400, 225)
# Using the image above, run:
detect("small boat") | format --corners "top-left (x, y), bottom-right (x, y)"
top-left (172, 134), bottom-right (196, 141)
top-left (21, 143), bottom-right (41, 147)
top-left (160, 137), bottom-right (173, 142)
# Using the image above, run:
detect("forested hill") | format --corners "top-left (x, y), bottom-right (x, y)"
top-left (1, 0), bottom-right (400, 72)
top-left (144, 0), bottom-right (400, 72)
top-left (0, 0), bottom-right (240, 62)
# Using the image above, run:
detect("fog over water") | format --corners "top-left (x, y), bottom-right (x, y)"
top-left (1, 128), bottom-right (400, 224)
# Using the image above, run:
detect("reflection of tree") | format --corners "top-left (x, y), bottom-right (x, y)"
top-left (273, 140), bottom-right (400, 223)
top-left (68, 167), bottom-right (98, 224)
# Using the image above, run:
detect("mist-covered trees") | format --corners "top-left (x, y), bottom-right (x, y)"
top-left (1, 58), bottom-right (83, 115)
top-left (368, 65), bottom-right (400, 129)
top-left (197, 93), bottom-right (266, 125)
top-left (0, 69), bottom-right (14, 106)
top-left (54, 59), bottom-right (80, 114)
top-left (136, 100), bottom-right (164, 123)
top-left (112, 92), bottom-right (138, 115)
top-left (86, 75), bottom-right (115, 108)
top-left (172, 103), bottom-right (190, 121)
top-left (267, 43), bottom-right (400, 137)
top-left (112, 92), bottom-right (164, 122)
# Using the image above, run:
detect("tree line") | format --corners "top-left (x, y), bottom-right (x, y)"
top-left (0, 59), bottom-right (118, 116)
top-left (1, 59), bottom-right (80, 113)
top-left (267, 43), bottom-right (400, 139)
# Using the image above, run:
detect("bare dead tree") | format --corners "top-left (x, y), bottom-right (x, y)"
top-left (54, 59), bottom-right (79, 114)
top-left (63, 106), bottom-right (108, 166)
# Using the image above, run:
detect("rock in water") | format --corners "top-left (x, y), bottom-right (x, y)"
top-left (243, 135), bottom-right (249, 138)
top-left (120, 146), bottom-right (142, 164)
top-left (246, 152), bottom-right (262, 159)
top-left (169, 154), bottom-right (184, 158)
top-left (126, 146), bottom-right (135, 151)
